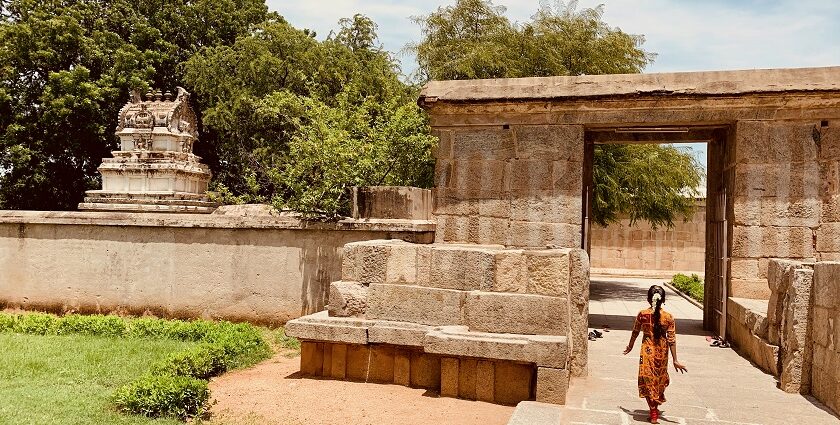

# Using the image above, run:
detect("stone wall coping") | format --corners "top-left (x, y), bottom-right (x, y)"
top-left (0, 210), bottom-right (436, 232)
top-left (420, 66), bottom-right (840, 103)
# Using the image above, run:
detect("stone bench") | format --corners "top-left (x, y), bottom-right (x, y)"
top-left (285, 239), bottom-right (590, 405)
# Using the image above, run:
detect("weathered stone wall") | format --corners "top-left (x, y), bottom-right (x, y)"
top-left (590, 201), bottom-right (706, 274)
top-left (810, 262), bottom-right (840, 414)
top-left (0, 210), bottom-right (433, 325)
top-left (730, 121), bottom-right (820, 299)
top-left (434, 125), bottom-right (583, 248)
top-left (817, 120), bottom-right (840, 261)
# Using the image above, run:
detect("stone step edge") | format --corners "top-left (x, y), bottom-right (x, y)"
top-left (285, 311), bottom-right (568, 367)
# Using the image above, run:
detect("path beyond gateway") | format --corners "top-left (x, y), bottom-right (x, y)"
top-left (553, 276), bottom-right (839, 425)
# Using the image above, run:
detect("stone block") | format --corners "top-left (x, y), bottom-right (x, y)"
top-left (322, 343), bottom-right (332, 377)
top-left (731, 226), bottom-right (814, 258)
top-left (568, 248), bottom-right (590, 377)
top-left (465, 291), bottom-right (569, 335)
top-left (536, 367), bottom-right (570, 405)
top-left (493, 250), bottom-right (528, 293)
top-left (508, 221), bottom-right (580, 249)
top-left (367, 345), bottom-right (395, 384)
top-left (509, 160), bottom-right (553, 194)
top-left (341, 241), bottom-right (388, 284)
top-left (735, 121), bottom-right (818, 164)
top-left (330, 343), bottom-right (347, 379)
top-left (424, 326), bottom-right (569, 368)
top-left (440, 357), bottom-right (459, 397)
top-left (452, 128), bottom-right (515, 160)
top-left (385, 244), bottom-right (420, 284)
top-left (351, 186), bottom-right (432, 220)
top-left (429, 245), bottom-right (496, 291)
top-left (733, 197), bottom-right (820, 228)
top-left (821, 195), bottom-right (840, 222)
top-left (284, 311), bottom-right (370, 345)
top-left (514, 125), bottom-right (583, 161)
top-left (409, 351), bottom-right (441, 389)
top-left (346, 344), bottom-right (371, 381)
top-left (451, 160), bottom-right (508, 193)
top-left (510, 194), bottom-right (582, 225)
top-left (367, 284), bottom-right (466, 326)
top-left (494, 362), bottom-right (533, 406)
top-left (300, 341), bottom-right (324, 376)
top-left (552, 161), bottom-right (583, 192)
top-left (814, 262), bottom-right (840, 309)
top-left (458, 358), bottom-right (478, 400)
top-left (733, 162), bottom-right (820, 199)
top-left (327, 281), bottom-right (368, 318)
top-left (367, 321), bottom-right (431, 347)
top-left (435, 214), bottom-right (470, 243)
top-left (476, 216), bottom-right (510, 246)
top-left (478, 198), bottom-right (512, 218)
top-left (476, 360), bottom-right (495, 403)
top-left (730, 279), bottom-right (771, 299)
top-left (394, 349), bottom-right (411, 386)
top-left (817, 222), bottom-right (840, 253)
top-left (525, 249), bottom-right (571, 297)
top-left (730, 258), bottom-right (760, 281)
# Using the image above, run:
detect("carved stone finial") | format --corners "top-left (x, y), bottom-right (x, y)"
top-left (145, 90), bottom-right (154, 102)
top-left (154, 90), bottom-right (163, 102)
top-left (164, 91), bottom-right (173, 101)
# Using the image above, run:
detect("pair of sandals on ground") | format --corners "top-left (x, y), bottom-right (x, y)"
top-left (588, 325), bottom-right (610, 340)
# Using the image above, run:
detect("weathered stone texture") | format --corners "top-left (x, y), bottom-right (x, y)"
top-left (568, 248), bottom-right (590, 377)
top-left (428, 245), bottom-right (496, 290)
top-left (536, 367), bottom-right (570, 405)
top-left (464, 291), bottom-right (569, 335)
top-left (366, 284), bottom-right (466, 326)
top-left (525, 250), bottom-right (570, 297)
top-left (731, 226), bottom-right (815, 258)
top-left (327, 281), bottom-right (368, 318)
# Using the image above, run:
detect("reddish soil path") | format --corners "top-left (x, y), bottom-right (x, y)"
top-left (208, 352), bottom-right (514, 425)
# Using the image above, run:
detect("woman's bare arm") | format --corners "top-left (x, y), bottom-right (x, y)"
top-left (623, 330), bottom-right (640, 355)
top-left (669, 344), bottom-right (687, 373)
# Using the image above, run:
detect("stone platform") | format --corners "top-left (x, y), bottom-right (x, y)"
top-left (285, 239), bottom-right (590, 406)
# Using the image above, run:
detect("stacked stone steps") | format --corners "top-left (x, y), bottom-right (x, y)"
top-left (285, 239), bottom-right (590, 405)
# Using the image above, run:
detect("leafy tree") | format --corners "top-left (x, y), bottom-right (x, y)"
top-left (184, 15), bottom-right (435, 216)
top-left (411, 0), bottom-right (701, 228)
top-left (0, 0), bottom-right (270, 210)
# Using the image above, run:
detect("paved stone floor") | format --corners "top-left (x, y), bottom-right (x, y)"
top-left (563, 276), bottom-right (840, 425)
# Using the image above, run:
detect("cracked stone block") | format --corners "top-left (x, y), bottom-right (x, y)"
top-left (327, 281), bottom-right (368, 318)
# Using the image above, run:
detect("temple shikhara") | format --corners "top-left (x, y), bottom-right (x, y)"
top-left (78, 88), bottom-right (217, 213)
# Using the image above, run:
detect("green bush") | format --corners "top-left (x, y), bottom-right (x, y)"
top-left (670, 273), bottom-right (704, 303)
top-left (0, 311), bottom-right (272, 420)
top-left (55, 314), bottom-right (126, 337)
top-left (112, 375), bottom-right (209, 419)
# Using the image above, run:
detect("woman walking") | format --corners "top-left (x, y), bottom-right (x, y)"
top-left (623, 285), bottom-right (688, 424)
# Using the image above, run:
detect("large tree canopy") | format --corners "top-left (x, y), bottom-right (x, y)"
top-left (0, 0), bottom-right (270, 210)
top-left (411, 0), bottom-right (702, 228)
top-left (184, 15), bottom-right (436, 216)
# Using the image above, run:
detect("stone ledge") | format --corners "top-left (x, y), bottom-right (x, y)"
top-left (285, 313), bottom-right (570, 368)
top-left (0, 209), bottom-right (436, 233)
top-left (420, 67), bottom-right (840, 103)
top-left (507, 401), bottom-right (566, 425)
top-left (424, 326), bottom-right (568, 368)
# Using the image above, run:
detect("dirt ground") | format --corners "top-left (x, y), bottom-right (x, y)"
top-left (207, 352), bottom-right (515, 425)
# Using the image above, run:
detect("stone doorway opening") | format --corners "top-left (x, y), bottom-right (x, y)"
top-left (581, 126), bottom-right (732, 337)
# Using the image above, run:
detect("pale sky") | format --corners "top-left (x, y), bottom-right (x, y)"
top-left (270, 0), bottom-right (840, 168)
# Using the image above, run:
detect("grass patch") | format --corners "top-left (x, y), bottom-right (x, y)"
top-left (0, 312), bottom-right (273, 421)
top-left (670, 273), bottom-right (704, 303)
top-left (0, 333), bottom-right (192, 425)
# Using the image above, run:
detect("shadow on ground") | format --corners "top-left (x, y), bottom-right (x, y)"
top-left (589, 314), bottom-right (707, 336)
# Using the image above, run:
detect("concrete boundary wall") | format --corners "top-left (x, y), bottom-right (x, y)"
top-left (0, 210), bottom-right (434, 325)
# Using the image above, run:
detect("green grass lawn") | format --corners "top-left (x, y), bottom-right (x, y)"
top-left (0, 333), bottom-right (196, 425)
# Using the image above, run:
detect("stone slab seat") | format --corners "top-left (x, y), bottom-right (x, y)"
top-left (424, 326), bottom-right (568, 369)
top-left (285, 311), bottom-right (569, 367)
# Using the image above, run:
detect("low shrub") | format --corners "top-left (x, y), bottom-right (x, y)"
top-left (670, 273), bottom-right (704, 303)
top-left (0, 311), bottom-right (272, 421)
top-left (112, 375), bottom-right (209, 419)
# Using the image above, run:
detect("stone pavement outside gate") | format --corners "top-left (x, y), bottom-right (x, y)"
top-left (513, 276), bottom-right (840, 425)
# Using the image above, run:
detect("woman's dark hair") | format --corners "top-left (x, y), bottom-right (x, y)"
top-left (647, 285), bottom-right (666, 340)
